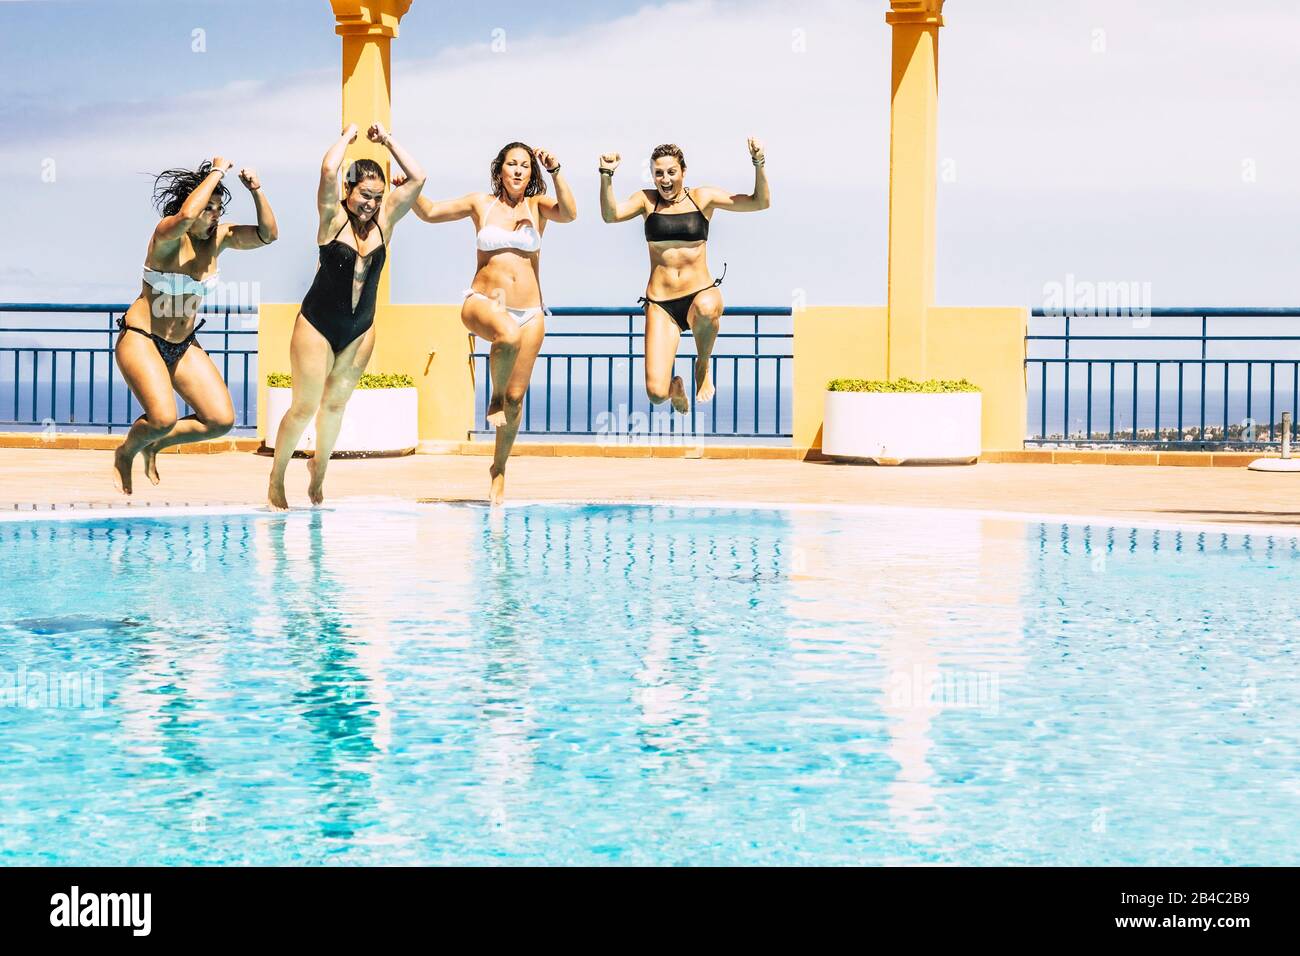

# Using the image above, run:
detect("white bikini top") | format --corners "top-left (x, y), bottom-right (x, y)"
top-left (475, 196), bottom-right (541, 254)
top-left (143, 267), bottom-right (220, 297)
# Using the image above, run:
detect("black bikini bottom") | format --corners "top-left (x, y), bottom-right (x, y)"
top-left (117, 317), bottom-right (206, 369)
top-left (638, 263), bottom-right (727, 332)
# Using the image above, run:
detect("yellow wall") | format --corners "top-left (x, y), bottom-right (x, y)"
top-left (255, 302), bottom-right (475, 444)
top-left (793, 307), bottom-right (888, 450)
top-left (885, 18), bottom-right (941, 379)
top-left (255, 302), bottom-right (300, 440)
top-left (927, 307), bottom-right (1027, 453)
top-left (793, 305), bottom-right (1026, 454)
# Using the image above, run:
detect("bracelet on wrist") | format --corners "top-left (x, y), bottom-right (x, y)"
top-left (547, 164), bottom-right (561, 174)
top-left (599, 167), bottom-right (614, 175)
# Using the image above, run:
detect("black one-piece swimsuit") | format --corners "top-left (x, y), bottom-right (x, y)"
top-left (301, 215), bottom-right (386, 354)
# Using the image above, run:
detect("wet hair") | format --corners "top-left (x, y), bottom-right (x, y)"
top-left (650, 144), bottom-right (687, 171)
top-left (490, 142), bottom-right (547, 198)
top-left (344, 158), bottom-right (387, 193)
top-left (151, 161), bottom-right (232, 218)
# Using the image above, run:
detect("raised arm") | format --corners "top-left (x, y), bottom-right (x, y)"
top-left (534, 148), bottom-right (576, 223)
top-left (371, 123), bottom-right (426, 228)
top-left (154, 156), bottom-right (232, 243)
top-left (315, 125), bottom-right (357, 237)
top-left (597, 152), bottom-right (649, 223)
top-left (219, 168), bottom-right (279, 250)
top-left (698, 137), bottom-right (770, 214)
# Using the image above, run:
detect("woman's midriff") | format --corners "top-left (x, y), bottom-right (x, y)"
top-left (122, 286), bottom-right (204, 340)
top-left (646, 241), bottom-right (710, 299)
top-left (471, 252), bottom-right (543, 308)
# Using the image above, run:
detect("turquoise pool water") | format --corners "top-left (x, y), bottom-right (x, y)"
top-left (0, 502), bottom-right (1296, 865)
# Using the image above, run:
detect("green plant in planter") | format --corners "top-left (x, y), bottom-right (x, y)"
top-left (826, 377), bottom-right (980, 393)
top-left (266, 372), bottom-right (415, 389)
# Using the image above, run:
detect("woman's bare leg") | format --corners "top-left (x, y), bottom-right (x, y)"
top-left (140, 345), bottom-right (236, 482)
top-left (112, 331), bottom-right (180, 494)
top-left (489, 316), bottom-right (546, 506)
top-left (643, 303), bottom-right (686, 413)
top-left (306, 325), bottom-right (376, 505)
top-left (268, 315), bottom-right (333, 510)
top-left (687, 288), bottom-right (723, 405)
top-left (461, 294), bottom-right (523, 429)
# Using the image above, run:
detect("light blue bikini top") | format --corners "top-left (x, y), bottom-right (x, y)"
top-left (143, 267), bottom-right (220, 297)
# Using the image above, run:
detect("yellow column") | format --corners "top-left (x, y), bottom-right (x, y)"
top-left (885, 0), bottom-right (944, 380)
top-left (329, 0), bottom-right (413, 306)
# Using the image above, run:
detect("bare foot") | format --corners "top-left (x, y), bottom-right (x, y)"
top-left (267, 477), bottom-right (289, 511)
top-left (668, 375), bottom-right (690, 414)
top-left (489, 463), bottom-right (506, 506)
top-left (307, 455), bottom-right (325, 506)
top-left (112, 446), bottom-right (133, 495)
top-left (141, 443), bottom-right (161, 485)
top-left (486, 394), bottom-right (507, 429)
top-left (694, 359), bottom-right (714, 404)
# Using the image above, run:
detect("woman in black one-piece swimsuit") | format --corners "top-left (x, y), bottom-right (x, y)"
top-left (267, 122), bottom-right (426, 510)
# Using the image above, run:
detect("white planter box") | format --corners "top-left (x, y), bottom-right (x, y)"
top-left (265, 386), bottom-right (418, 456)
top-left (822, 391), bottom-right (981, 465)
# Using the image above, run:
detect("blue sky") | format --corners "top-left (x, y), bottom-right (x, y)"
top-left (3, 0), bottom-right (1299, 309)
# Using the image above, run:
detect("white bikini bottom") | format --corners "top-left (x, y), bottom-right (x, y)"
top-left (462, 289), bottom-right (549, 327)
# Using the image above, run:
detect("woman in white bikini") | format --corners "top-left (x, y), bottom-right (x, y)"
top-left (398, 141), bottom-right (576, 505)
top-left (599, 139), bottom-right (767, 414)
top-left (113, 156), bottom-right (278, 494)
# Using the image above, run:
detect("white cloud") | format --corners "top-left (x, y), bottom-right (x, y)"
top-left (3, 0), bottom-right (1300, 308)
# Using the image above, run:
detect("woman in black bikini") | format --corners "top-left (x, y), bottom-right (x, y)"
top-left (598, 139), bottom-right (768, 414)
top-left (267, 123), bottom-right (425, 510)
top-left (112, 156), bottom-right (278, 494)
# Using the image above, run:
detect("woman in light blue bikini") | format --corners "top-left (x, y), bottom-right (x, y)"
top-left (399, 141), bottom-right (576, 504)
top-left (112, 156), bottom-right (278, 494)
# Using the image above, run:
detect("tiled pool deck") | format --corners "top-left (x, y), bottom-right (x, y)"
top-left (1, 446), bottom-right (1296, 528)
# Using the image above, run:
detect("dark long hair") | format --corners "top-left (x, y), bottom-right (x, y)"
top-left (151, 161), bottom-right (232, 217)
top-left (490, 142), bottom-right (547, 199)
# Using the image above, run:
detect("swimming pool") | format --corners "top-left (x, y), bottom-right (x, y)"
top-left (1, 502), bottom-right (1296, 865)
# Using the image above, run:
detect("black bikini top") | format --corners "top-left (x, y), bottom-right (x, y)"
top-left (644, 189), bottom-right (709, 244)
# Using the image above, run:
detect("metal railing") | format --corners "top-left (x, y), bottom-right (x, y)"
top-left (0, 303), bottom-right (259, 433)
top-left (470, 306), bottom-right (794, 442)
top-left (1026, 308), bottom-right (1300, 448)
top-left (1, 303), bottom-right (794, 444)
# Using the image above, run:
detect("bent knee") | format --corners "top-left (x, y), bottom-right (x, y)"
top-left (646, 383), bottom-right (672, 404)
top-left (205, 414), bottom-right (236, 434)
top-left (284, 401), bottom-right (318, 423)
top-left (494, 326), bottom-right (523, 350)
top-left (503, 391), bottom-right (526, 413)
top-left (146, 410), bottom-right (178, 431)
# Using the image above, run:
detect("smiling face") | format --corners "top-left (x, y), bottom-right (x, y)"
top-left (188, 195), bottom-right (223, 239)
top-left (346, 175), bottom-right (385, 221)
top-left (652, 156), bottom-right (684, 199)
top-left (500, 147), bottom-right (532, 199)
